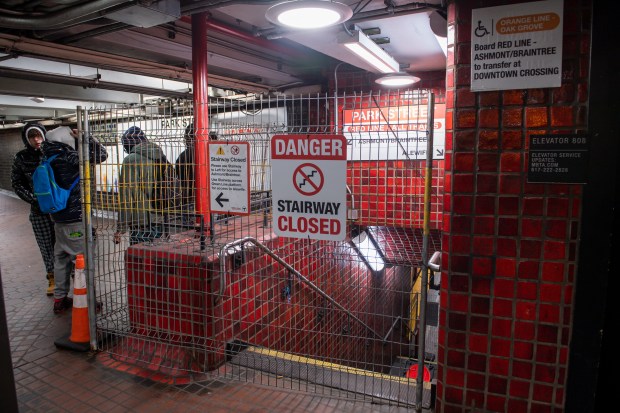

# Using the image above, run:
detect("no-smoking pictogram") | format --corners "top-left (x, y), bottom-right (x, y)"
top-left (293, 163), bottom-right (324, 196)
top-left (231, 145), bottom-right (240, 155)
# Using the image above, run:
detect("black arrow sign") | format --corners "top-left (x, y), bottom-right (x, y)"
top-left (436, 148), bottom-right (445, 157)
top-left (215, 192), bottom-right (229, 207)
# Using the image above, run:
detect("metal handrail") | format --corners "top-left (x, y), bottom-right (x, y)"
top-left (428, 251), bottom-right (441, 272)
top-left (218, 236), bottom-right (384, 341)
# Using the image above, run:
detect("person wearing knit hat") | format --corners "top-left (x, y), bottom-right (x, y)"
top-left (11, 122), bottom-right (56, 296)
top-left (114, 126), bottom-right (177, 245)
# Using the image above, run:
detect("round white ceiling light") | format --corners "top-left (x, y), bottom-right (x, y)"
top-left (265, 0), bottom-right (353, 29)
top-left (375, 73), bottom-right (421, 87)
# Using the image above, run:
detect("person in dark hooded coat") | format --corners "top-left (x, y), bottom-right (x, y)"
top-left (40, 128), bottom-right (107, 313)
top-left (11, 122), bottom-right (56, 296)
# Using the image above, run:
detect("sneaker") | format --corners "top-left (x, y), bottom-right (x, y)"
top-left (53, 296), bottom-right (73, 314)
top-left (46, 272), bottom-right (54, 296)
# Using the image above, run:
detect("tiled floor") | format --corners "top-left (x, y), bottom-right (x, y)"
top-left (1, 191), bottom-right (425, 412)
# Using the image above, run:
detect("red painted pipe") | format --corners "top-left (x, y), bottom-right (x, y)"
top-left (191, 12), bottom-right (210, 227)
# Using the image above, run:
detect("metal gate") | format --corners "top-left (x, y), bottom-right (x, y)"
top-left (86, 90), bottom-right (443, 408)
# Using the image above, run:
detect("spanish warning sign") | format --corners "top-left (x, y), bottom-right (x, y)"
top-left (271, 135), bottom-right (347, 241)
top-left (471, 0), bottom-right (563, 92)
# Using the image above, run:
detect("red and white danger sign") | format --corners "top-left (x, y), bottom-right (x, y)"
top-left (271, 135), bottom-right (347, 241)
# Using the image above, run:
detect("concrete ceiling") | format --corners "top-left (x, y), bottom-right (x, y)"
top-left (0, 0), bottom-right (447, 127)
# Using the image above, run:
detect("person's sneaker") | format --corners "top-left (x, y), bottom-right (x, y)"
top-left (53, 296), bottom-right (73, 314)
top-left (46, 272), bottom-right (54, 296)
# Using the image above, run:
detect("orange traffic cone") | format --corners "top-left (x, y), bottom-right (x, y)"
top-left (55, 254), bottom-right (91, 352)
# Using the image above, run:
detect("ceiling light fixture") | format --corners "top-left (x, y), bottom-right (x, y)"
top-left (265, 0), bottom-right (353, 29)
top-left (30, 96), bottom-right (45, 103)
top-left (375, 73), bottom-right (421, 87)
top-left (337, 29), bottom-right (399, 74)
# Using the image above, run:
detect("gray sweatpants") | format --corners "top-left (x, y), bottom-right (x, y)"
top-left (53, 221), bottom-right (85, 299)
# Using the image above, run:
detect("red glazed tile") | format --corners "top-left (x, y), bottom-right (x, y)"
top-left (497, 238), bottom-right (517, 257)
top-left (527, 90), bottom-right (548, 105)
top-left (510, 379), bottom-right (531, 398)
top-left (471, 296), bottom-right (490, 314)
top-left (551, 106), bottom-right (574, 127)
top-left (478, 153), bottom-right (499, 172)
top-left (472, 278), bottom-right (491, 295)
top-left (507, 399), bottom-right (529, 412)
top-left (518, 261), bottom-right (540, 280)
top-left (553, 84), bottom-right (575, 104)
top-left (501, 130), bottom-right (523, 150)
top-left (516, 301), bottom-right (537, 321)
top-left (544, 241), bottom-right (566, 260)
top-left (521, 239), bottom-right (543, 260)
top-left (547, 198), bottom-right (569, 217)
top-left (446, 369), bottom-right (465, 387)
top-left (542, 262), bottom-right (565, 282)
top-left (449, 294), bottom-right (469, 313)
top-left (467, 353), bottom-right (487, 372)
top-left (532, 383), bottom-right (554, 403)
top-left (513, 341), bottom-right (534, 360)
top-left (521, 218), bottom-right (543, 237)
top-left (447, 350), bottom-right (466, 368)
top-left (488, 377), bottom-right (508, 395)
top-left (498, 197), bottom-right (519, 215)
top-left (498, 217), bottom-right (518, 236)
top-left (469, 334), bottom-right (488, 354)
top-left (454, 152), bottom-right (475, 171)
top-left (478, 130), bottom-right (499, 150)
top-left (456, 66), bottom-right (471, 87)
top-left (489, 357), bottom-right (509, 375)
top-left (492, 318), bottom-right (512, 338)
top-left (467, 372), bottom-right (486, 390)
top-left (493, 279), bottom-right (514, 299)
top-left (503, 89), bottom-right (526, 105)
top-left (454, 173), bottom-right (475, 193)
top-left (479, 108), bottom-right (499, 128)
top-left (450, 256), bottom-right (471, 274)
top-left (480, 91), bottom-right (500, 107)
top-left (523, 197), bottom-right (544, 215)
top-left (499, 175), bottom-right (522, 194)
top-left (452, 235), bottom-right (471, 254)
top-left (456, 109), bottom-right (476, 128)
top-left (473, 238), bottom-right (494, 257)
top-left (450, 274), bottom-right (469, 293)
top-left (538, 324), bottom-right (559, 343)
top-left (496, 258), bottom-right (516, 278)
top-left (470, 315), bottom-right (489, 334)
top-left (536, 344), bottom-right (558, 363)
top-left (490, 338), bottom-right (511, 357)
top-left (477, 174), bottom-right (498, 192)
top-left (502, 108), bottom-right (523, 128)
top-left (465, 391), bottom-right (485, 408)
top-left (500, 152), bottom-right (522, 172)
top-left (475, 196), bottom-right (496, 214)
top-left (526, 107), bottom-right (548, 127)
top-left (514, 321), bottom-right (535, 340)
top-left (456, 88), bottom-right (476, 107)
top-left (546, 220), bottom-right (568, 239)
top-left (487, 395), bottom-right (507, 412)
top-left (517, 281), bottom-right (538, 300)
top-left (540, 283), bottom-right (562, 303)
top-left (535, 364), bottom-right (557, 384)
top-left (444, 386), bottom-right (464, 405)
top-left (449, 312), bottom-right (468, 331)
top-left (493, 298), bottom-right (513, 318)
top-left (455, 130), bottom-right (476, 151)
top-left (474, 216), bottom-right (495, 234)
top-left (512, 360), bottom-right (533, 379)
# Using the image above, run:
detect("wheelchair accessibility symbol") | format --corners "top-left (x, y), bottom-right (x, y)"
top-left (475, 20), bottom-right (493, 37)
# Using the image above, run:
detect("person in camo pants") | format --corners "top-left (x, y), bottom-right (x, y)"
top-left (11, 122), bottom-right (56, 296)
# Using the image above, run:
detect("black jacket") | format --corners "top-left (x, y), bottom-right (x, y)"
top-left (41, 138), bottom-right (108, 223)
top-left (11, 122), bottom-right (46, 214)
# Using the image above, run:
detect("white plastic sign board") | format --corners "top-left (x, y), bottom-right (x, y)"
top-left (271, 135), bottom-right (347, 241)
top-left (471, 0), bottom-right (563, 92)
top-left (209, 142), bottom-right (250, 215)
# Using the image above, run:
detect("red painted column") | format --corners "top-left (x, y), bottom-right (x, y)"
top-left (191, 12), bottom-right (210, 228)
top-left (437, 1), bottom-right (591, 412)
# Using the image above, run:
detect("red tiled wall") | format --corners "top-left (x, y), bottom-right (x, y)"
top-left (437, 1), bottom-right (590, 412)
top-left (217, 237), bottom-right (410, 371)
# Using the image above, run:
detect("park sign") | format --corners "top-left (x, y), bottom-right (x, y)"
top-left (271, 135), bottom-right (347, 241)
top-left (471, 0), bottom-right (563, 92)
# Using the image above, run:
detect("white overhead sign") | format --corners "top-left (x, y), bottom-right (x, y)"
top-left (343, 103), bottom-right (446, 160)
top-left (209, 142), bottom-right (250, 215)
top-left (471, 0), bottom-right (563, 92)
top-left (271, 135), bottom-right (347, 241)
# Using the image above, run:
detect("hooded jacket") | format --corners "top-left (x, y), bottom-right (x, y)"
top-left (117, 141), bottom-right (169, 230)
top-left (40, 136), bottom-right (108, 223)
top-left (11, 122), bottom-right (47, 214)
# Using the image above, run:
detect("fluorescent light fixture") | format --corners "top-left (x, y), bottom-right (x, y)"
top-left (351, 228), bottom-right (385, 273)
top-left (338, 29), bottom-right (399, 74)
top-left (265, 0), bottom-right (353, 29)
top-left (375, 73), bottom-right (421, 87)
top-left (30, 96), bottom-right (45, 103)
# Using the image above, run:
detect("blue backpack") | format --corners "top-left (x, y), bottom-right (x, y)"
top-left (33, 154), bottom-right (79, 213)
